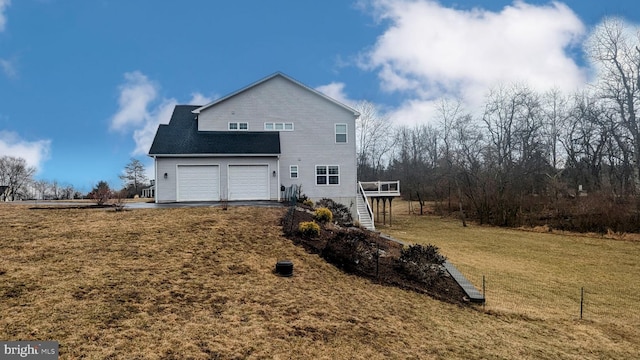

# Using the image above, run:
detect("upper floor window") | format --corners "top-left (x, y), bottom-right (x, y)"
top-left (335, 124), bottom-right (347, 143)
top-left (229, 122), bottom-right (248, 130)
top-left (290, 165), bottom-right (298, 179)
top-left (265, 122), bottom-right (294, 131)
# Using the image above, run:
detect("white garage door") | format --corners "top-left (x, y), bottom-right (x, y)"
top-left (228, 165), bottom-right (270, 200)
top-left (177, 165), bottom-right (220, 201)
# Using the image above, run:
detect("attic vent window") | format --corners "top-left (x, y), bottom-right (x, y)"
top-left (264, 122), bottom-right (294, 131)
top-left (229, 122), bottom-right (248, 130)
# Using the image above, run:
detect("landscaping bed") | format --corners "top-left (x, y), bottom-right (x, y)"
top-left (282, 205), bottom-right (469, 305)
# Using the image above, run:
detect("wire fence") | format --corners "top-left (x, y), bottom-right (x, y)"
top-left (462, 271), bottom-right (638, 325)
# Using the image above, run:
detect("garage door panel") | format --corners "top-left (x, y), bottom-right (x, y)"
top-left (178, 165), bottom-right (219, 201)
top-left (228, 165), bottom-right (269, 200)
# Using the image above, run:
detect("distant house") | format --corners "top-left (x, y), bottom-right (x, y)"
top-left (148, 72), bottom-right (360, 214)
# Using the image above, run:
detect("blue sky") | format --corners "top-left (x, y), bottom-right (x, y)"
top-left (0, 0), bottom-right (638, 192)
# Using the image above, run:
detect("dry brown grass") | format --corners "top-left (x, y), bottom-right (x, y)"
top-left (1, 203), bottom-right (638, 359)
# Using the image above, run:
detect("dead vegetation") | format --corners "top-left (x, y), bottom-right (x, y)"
top-left (1, 203), bottom-right (638, 359)
top-left (281, 206), bottom-right (468, 305)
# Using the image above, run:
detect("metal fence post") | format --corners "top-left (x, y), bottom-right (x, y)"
top-left (580, 287), bottom-right (584, 320)
top-left (482, 275), bottom-right (486, 311)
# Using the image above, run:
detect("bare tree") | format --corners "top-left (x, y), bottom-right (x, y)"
top-left (587, 17), bottom-right (640, 194)
top-left (0, 156), bottom-right (36, 201)
top-left (33, 179), bottom-right (49, 200)
top-left (120, 158), bottom-right (149, 197)
top-left (354, 100), bottom-right (393, 180)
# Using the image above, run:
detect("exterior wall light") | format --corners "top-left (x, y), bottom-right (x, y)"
top-left (164, 173), bottom-right (168, 179)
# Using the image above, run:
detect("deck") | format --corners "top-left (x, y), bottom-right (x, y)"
top-left (360, 181), bottom-right (401, 197)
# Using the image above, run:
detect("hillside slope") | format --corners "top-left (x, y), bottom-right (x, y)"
top-left (0, 205), bottom-right (637, 359)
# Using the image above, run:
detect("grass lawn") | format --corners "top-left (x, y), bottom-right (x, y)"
top-left (1, 203), bottom-right (638, 359)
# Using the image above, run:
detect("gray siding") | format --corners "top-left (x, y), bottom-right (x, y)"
top-left (155, 156), bottom-right (279, 202)
top-left (197, 76), bottom-right (358, 207)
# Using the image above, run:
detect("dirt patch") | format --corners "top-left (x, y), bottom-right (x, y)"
top-left (282, 207), bottom-right (469, 305)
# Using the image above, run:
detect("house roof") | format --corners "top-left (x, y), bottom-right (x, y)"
top-left (148, 105), bottom-right (281, 156)
top-left (191, 72), bottom-right (360, 117)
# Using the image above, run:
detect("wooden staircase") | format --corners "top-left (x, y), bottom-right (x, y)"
top-left (356, 194), bottom-right (375, 231)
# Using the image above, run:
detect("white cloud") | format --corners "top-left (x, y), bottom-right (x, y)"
top-left (361, 0), bottom-right (588, 125)
top-left (0, 58), bottom-right (17, 78)
top-left (109, 71), bottom-right (158, 131)
top-left (0, 130), bottom-right (51, 171)
top-left (110, 71), bottom-right (212, 155)
top-left (315, 82), bottom-right (357, 107)
top-left (131, 98), bottom-right (177, 156)
top-left (0, 0), bottom-right (10, 32)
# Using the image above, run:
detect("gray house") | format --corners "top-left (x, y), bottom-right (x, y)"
top-left (148, 72), bottom-right (359, 212)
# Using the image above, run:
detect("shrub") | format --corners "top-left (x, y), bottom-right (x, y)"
top-left (399, 244), bottom-right (446, 265)
top-left (397, 244), bottom-right (446, 286)
top-left (298, 221), bottom-right (320, 237)
top-left (314, 207), bottom-right (333, 223)
top-left (322, 229), bottom-right (375, 273)
top-left (315, 198), bottom-right (353, 226)
top-left (303, 199), bottom-right (314, 207)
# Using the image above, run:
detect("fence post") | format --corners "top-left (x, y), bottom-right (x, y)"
top-left (375, 242), bottom-right (380, 279)
top-left (580, 287), bottom-right (584, 320)
top-left (482, 275), bottom-right (486, 311)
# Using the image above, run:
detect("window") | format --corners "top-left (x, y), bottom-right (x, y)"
top-left (290, 165), bottom-right (298, 179)
top-left (316, 165), bottom-right (339, 185)
top-left (264, 122), bottom-right (294, 131)
top-left (229, 122), bottom-right (248, 130)
top-left (335, 124), bottom-right (347, 143)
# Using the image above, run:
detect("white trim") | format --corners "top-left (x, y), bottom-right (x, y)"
top-left (151, 153), bottom-right (278, 157)
top-left (153, 156), bottom-right (158, 203)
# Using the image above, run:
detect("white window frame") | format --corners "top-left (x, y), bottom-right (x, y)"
top-left (290, 165), bottom-right (298, 179)
top-left (264, 122), bottom-right (294, 131)
top-left (335, 123), bottom-right (347, 143)
top-left (229, 122), bottom-right (248, 130)
top-left (315, 165), bottom-right (339, 185)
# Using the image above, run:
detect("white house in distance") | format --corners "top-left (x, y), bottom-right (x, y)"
top-left (148, 72), bottom-right (361, 213)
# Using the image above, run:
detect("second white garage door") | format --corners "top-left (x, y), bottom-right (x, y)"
top-left (177, 165), bottom-right (220, 201)
top-left (228, 165), bottom-right (270, 200)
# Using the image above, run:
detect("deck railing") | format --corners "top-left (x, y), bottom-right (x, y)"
top-left (359, 181), bottom-right (401, 197)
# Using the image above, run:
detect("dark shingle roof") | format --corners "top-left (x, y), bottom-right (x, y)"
top-left (148, 105), bottom-right (280, 156)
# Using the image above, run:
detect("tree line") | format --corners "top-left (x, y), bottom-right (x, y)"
top-left (356, 19), bottom-right (640, 232)
top-left (0, 156), bottom-right (150, 203)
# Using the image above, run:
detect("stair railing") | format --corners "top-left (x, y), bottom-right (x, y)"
top-left (357, 181), bottom-right (375, 229)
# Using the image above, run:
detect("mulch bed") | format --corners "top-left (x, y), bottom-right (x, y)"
top-left (282, 207), bottom-right (470, 306)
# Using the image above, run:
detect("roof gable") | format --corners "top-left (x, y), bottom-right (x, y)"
top-left (192, 72), bottom-right (359, 117)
